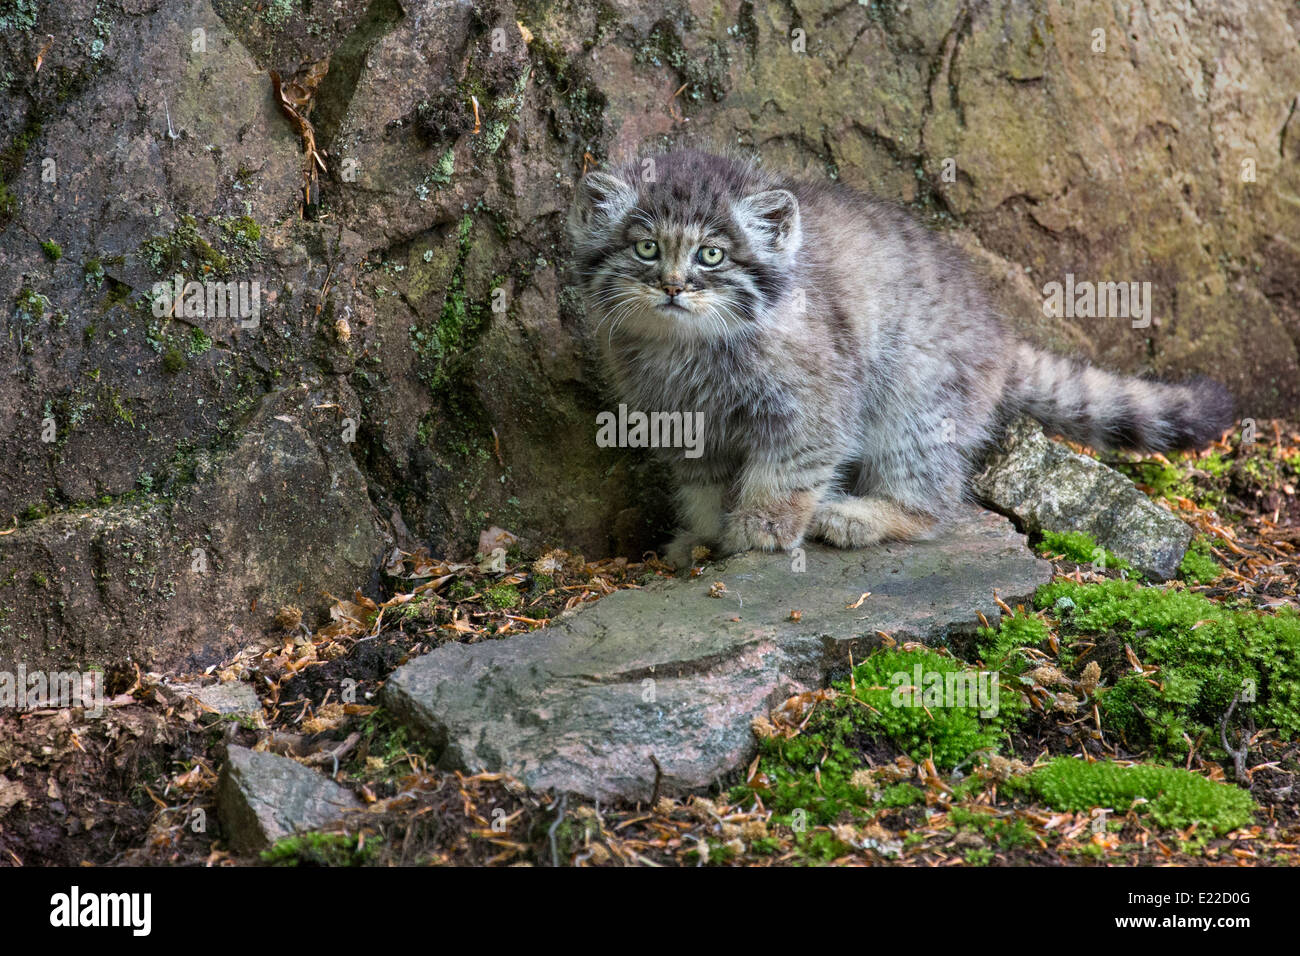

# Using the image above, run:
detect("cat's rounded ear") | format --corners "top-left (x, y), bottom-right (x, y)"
top-left (571, 171), bottom-right (637, 232)
top-left (734, 189), bottom-right (801, 255)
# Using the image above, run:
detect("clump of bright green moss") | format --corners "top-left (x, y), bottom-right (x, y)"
top-left (745, 647), bottom-right (1020, 827)
top-left (1034, 578), bottom-right (1300, 758)
top-left (40, 238), bottom-right (62, 260)
top-left (1178, 536), bottom-right (1222, 584)
top-left (261, 831), bottom-right (380, 866)
top-left (482, 582), bottom-right (521, 610)
top-left (1013, 758), bottom-right (1255, 835)
top-left (851, 647), bottom-right (1018, 766)
top-left (1035, 529), bottom-right (1131, 573)
top-left (977, 608), bottom-right (1052, 677)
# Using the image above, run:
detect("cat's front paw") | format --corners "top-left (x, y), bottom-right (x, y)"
top-left (721, 498), bottom-right (813, 554)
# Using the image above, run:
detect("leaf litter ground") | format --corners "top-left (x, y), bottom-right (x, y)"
top-left (3, 422), bottom-right (1298, 866)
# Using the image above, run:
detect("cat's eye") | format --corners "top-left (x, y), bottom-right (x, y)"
top-left (697, 246), bottom-right (724, 266)
top-left (633, 239), bottom-right (659, 260)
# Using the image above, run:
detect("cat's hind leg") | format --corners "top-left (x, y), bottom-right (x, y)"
top-left (808, 495), bottom-right (935, 548)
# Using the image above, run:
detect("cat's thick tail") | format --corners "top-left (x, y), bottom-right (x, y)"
top-left (1005, 342), bottom-right (1235, 451)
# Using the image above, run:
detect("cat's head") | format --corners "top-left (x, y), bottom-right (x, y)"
top-left (568, 151), bottom-right (800, 342)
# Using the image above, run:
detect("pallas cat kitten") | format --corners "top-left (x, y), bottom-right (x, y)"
top-left (568, 150), bottom-right (1233, 567)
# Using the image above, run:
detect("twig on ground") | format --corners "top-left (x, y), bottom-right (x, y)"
top-left (649, 754), bottom-right (663, 807)
top-left (548, 792), bottom-right (568, 867)
top-left (1220, 692), bottom-right (1249, 782)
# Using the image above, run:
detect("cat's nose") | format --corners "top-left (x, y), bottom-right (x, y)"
top-left (662, 283), bottom-right (684, 297)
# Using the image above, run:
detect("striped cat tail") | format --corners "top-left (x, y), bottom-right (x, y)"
top-left (1006, 342), bottom-right (1235, 451)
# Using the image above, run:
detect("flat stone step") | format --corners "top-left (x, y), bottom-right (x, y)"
top-left (382, 507), bottom-right (1052, 802)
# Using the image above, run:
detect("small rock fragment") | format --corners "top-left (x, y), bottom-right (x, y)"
top-left (973, 418), bottom-right (1194, 579)
top-left (170, 680), bottom-right (263, 721)
top-left (217, 745), bottom-right (361, 854)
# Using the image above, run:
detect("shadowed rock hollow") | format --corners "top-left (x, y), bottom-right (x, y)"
top-left (1, 0), bottom-right (1295, 670)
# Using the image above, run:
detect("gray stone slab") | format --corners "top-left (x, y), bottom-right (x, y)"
top-left (382, 507), bottom-right (1051, 801)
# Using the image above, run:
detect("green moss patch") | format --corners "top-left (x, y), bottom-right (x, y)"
top-left (340, 709), bottom-right (437, 783)
top-left (1013, 758), bottom-right (1255, 835)
top-left (1035, 529), bottom-right (1131, 573)
top-left (161, 347), bottom-right (186, 373)
top-left (977, 608), bottom-right (1052, 676)
top-left (1115, 456), bottom-right (1221, 509)
top-left (139, 214), bottom-right (263, 279)
top-left (852, 647), bottom-right (1019, 766)
top-left (14, 285), bottom-right (48, 322)
top-left (1178, 537), bottom-right (1222, 584)
top-left (216, 214), bottom-right (262, 250)
top-left (140, 215), bottom-right (230, 276)
top-left (482, 582), bottom-right (521, 610)
top-left (407, 215), bottom-right (492, 392)
top-left (188, 327), bottom-right (213, 356)
top-left (745, 647), bottom-right (1020, 827)
top-left (1031, 578), bottom-right (1300, 758)
top-left (261, 831), bottom-right (380, 866)
top-left (1109, 435), bottom-right (1300, 520)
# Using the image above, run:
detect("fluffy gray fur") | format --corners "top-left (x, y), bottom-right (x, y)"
top-left (568, 149), bottom-right (1234, 566)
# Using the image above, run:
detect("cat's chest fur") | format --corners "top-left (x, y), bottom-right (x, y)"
top-left (605, 331), bottom-right (853, 470)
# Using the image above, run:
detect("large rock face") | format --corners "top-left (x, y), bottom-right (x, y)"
top-left (1, 0), bottom-right (1296, 668)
